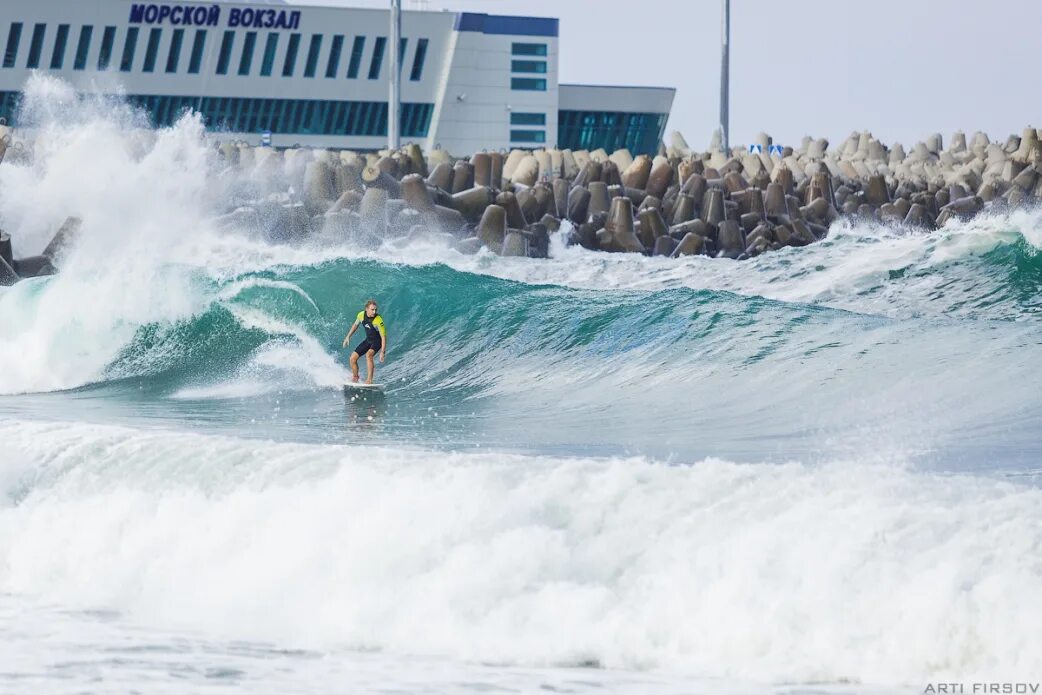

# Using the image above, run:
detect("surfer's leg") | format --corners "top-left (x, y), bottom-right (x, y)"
top-left (365, 349), bottom-right (376, 384)
top-left (349, 351), bottom-right (360, 382)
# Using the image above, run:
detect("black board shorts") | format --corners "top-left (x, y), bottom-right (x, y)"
top-left (354, 338), bottom-right (382, 356)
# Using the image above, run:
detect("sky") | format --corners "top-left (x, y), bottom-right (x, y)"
top-left (304, 0), bottom-right (1040, 150)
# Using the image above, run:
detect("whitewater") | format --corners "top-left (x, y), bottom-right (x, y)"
top-left (1, 77), bottom-right (1041, 693)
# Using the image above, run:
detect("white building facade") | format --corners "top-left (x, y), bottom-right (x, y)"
top-left (0, 1), bottom-right (674, 155)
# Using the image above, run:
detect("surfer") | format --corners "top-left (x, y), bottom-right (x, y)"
top-left (342, 299), bottom-right (387, 384)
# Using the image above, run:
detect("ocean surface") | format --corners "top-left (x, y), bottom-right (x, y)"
top-left (1, 78), bottom-right (1041, 694)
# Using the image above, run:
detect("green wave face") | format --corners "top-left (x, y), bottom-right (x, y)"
top-left (64, 246), bottom-right (1037, 469)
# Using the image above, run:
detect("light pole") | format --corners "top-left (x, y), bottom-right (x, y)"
top-left (388, 0), bottom-right (401, 150)
top-left (719, 0), bottom-right (729, 152)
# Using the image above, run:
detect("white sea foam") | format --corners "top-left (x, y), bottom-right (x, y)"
top-left (1, 419), bottom-right (1039, 687)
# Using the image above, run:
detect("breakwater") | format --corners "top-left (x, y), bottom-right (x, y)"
top-left (2, 116), bottom-right (1041, 283)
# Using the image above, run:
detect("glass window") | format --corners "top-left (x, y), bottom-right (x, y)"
top-left (368, 36), bottom-right (385, 79)
top-left (238, 31), bottom-right (256, 75)
top-left (3, 23), bottom-right (22, 69)
top-left (512, 43), bottom-right (547, 56)
top-left (303, 34), bottom-right (321, 78)
top-left (511, 112), bottom-right (545, 126)
top-left (120, 26), bottom-right (138, 71)
top-left (325, 34), bottom-right (342, 78)
top-left (511, 77), bottom-right (546, 91)
top-left (260, 33), bottom-right (277, 76)
top-left (511, 60), bottom-right (546, 74)
top-left (96, 26), bottom-right (115, 70)
top-left (397, 37), bottom-right (407, 72)
top-left (50, 24), bottom-right (70, 69)
top-left (409, 38), bottom-right (427, 81)
top-left (215, 30), bottom-right (233, 75)
top-left (187, 29), bottom-right (206, 74)
top-left (282, 33), bottom-right (300, 76)
top-left (165, 29), bottom-right (183, 73)
top-left (511, 129), bottom-right (546, 143)
top-left (346, 36), bottom-right (364, 78)
top-left (73, 26), bottom-right (93, 71)
top-left (26, 23), bottom-right (46, 69)
top-left (142, 28), bottom-right (160, 72)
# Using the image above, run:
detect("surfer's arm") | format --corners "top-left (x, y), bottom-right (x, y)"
top-left (342, 321), bottom-right (359, 348)
top-left (376, 318), bottom-right (387, 360)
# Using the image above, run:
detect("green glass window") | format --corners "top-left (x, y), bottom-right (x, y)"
top-left (96, 26), bottom-right (115, 70)
top-left (303, 34), bottom-right (322, 77)
top-left (512, 43), bottom-right (547, 56)
top-left (409, 38), bottom-right (427, 81)
top-left (368, 36), bottom-right (385, 79)
top-left (165, 28), bottom-right (183, 73)
top-left (511, 60), bottom-right (546, 74)
top-left (26, 23), bottom-right (46, 69)
top-left (3, 23), bottom-right (22, 69)
top-left (282, 33), bottom-right (300, 76)
top-left (215, 30), bottom-right (233, 75)
top-left (511, 112), bottom-right (545, 126)
top-left (346, 35), bottom-right (364, 78)
top-left (187, 30), bottom-right (206, 74)
top-left (511, 77), bottom-right (546, 91)
top-left (260, 33), bottom-right (277, 76)
top-left (73, 26), bottom-right (93, 71)
top-left (238, 31), bottom-right (256, 76)
top-left (511, 129), bottom-right (545, 143)
top-left (119, 27), bottom-right (138, 71)
top-left (142, 28), bottom-right (160, 72)
top-left (326, 35), bottom-right (343, 78)
top-left (50, 24), bottom-right (70, 69)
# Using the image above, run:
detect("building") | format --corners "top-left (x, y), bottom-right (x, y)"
top-left (0, 0), bottom-right (675, 155)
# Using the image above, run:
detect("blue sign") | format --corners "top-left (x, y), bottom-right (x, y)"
top-left (260, 130), bottom-right (272, 147)
top-left (128, 4), bottom-right (301, 30)
top-left (748, 144), bottom-right (763, 154)
top-left (768, 144), bottom-right (785, 156)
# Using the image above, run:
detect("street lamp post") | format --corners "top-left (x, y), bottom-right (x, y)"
top-left (719, 0), bottom-right (729, 152)
top-left (389, 0), bottom-right (401, 151)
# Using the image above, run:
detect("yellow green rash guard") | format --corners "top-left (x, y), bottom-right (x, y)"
top-left (356, 311), bottom-right (386, 346)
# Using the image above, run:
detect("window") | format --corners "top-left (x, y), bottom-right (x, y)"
top-left (368, 36), bottom-right (385, 79)
top-left (397, 37), bottom-right (407, 71)
top-left (557, 109), bottom-right (667, 156)
top-left (260, 33), bottom-right (277, 76)
top-left (165, 28), bottom-right (183, 72)
top-left (142, 28), bottom-right (160, 72)
top-left (511, 112), bottom-right (545, 126)
top-left (73, 26), bottom-right (93, 71)
top-left (120, 27), bottom-right (138, 71)
top-left (346, 36), bottom-right (364, 78)
top-left (511, 60), bottom-right (546, 74)
top-left (187, 30), bottom-right (206, 74)
top-left (303, 34), bottom-right (321, 77)
top-left (50, 24), bottom-right (69, 69)
top-left (96, 26), bottom-right (115, 70)
top-left (26, 23), bottom-right (45, 69)
top-left (511, 129), bottom-right (545, 143)
top-left (3, 23), bottom-right (22, 69)
top-left (215, 30), bottom-right (233, 75)
top-left (238, 31), bottom-right (256, 75)
top-left (512, 43), bottom-right (547, 56)
top-left (325, 34), bottom-right (343, 78)
top-left (511, 77), bottom-right (546, 91)
top-left (282, 33), bottom-right (300, 76)
top-left (409, 38), bottom-right (427, 81)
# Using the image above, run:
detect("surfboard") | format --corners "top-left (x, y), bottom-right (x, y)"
top-left (343, 382), bottom-right (385, 393)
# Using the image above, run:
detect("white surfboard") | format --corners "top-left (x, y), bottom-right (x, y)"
top-left (344, 382), bottom-right (385, 393)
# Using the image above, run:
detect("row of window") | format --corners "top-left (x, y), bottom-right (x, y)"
top-left (509, 42), bottom-right (547, 92)
top-left (0, 90), bottom-right (433, 138)
top-left (2, 22), bottom-right (430, 81)
top-left (558, 110), bottom-right (667, 156)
